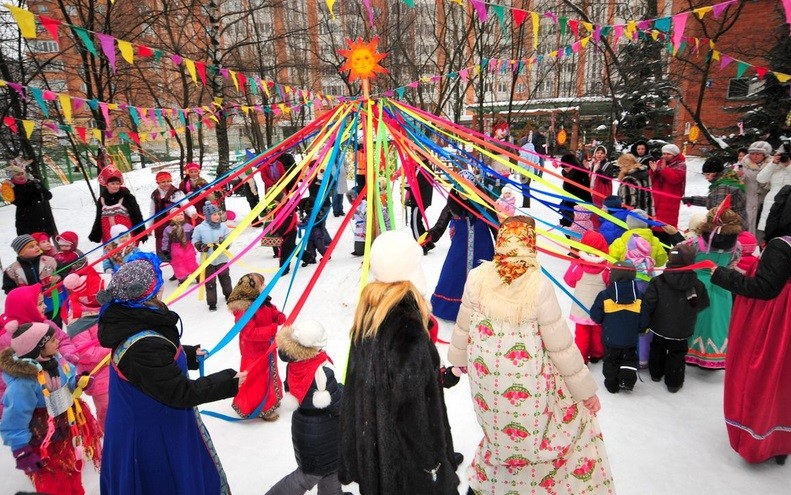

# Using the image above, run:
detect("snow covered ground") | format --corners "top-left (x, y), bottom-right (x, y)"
top-left (1, 157), bottom-right (788, 494)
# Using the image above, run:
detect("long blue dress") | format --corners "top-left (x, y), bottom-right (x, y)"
top-left (100, 331), bottom-right (230, 495)
top-left (431, 217), bottom-right (494, 321)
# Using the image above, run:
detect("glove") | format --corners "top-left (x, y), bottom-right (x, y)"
top-left (13, 446), bottom-right (42, 474)
top-left (276, 312), bottom-right (286, 325)
top-left (441, 366), bottom-right (461, 389)
top-left (195, 242), bottom-right (209, 253)
top-left (161, 250), bottom-right (170, 262)
top-left (139, 235), bottom-right (149, 244)
top-left (681, 196), bottom-right (693, 206)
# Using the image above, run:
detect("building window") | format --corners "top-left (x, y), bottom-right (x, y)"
top-left (727, 78), bottom-right (764, 99)
top-left (497, 81), bottom-right (509, 94)
top-left (516, 83), bottom-right (525, 94)
top-left (42, 60), bottom-right (65, 72)
top-left (29, 40), bottom-right (59, 53)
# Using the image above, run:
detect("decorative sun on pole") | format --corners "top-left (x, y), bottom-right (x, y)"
top-left (338, 36), bottom-right (388, 98)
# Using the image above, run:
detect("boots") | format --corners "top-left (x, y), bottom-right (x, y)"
top-left (775, 455), bottom-right (787, 465)
top-left (351, 241), bottom-right (365, 256)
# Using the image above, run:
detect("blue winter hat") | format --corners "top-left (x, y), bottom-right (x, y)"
top-left (96, 251), bottom-right (163, 307)
top-left (603, 195), bottom-right (622, 210)
top-left (203, 202), bottom-right (220, 218)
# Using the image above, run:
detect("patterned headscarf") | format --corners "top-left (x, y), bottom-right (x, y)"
top-left (493, 216), bottom-right (539, 284)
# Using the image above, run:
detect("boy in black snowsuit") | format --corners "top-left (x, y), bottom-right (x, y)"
top-left (590, 261), bottom-right (644, 393)
top-left (640, 244), bottom-right (710, 393)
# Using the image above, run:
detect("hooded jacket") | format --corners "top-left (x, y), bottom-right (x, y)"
top-left (98, 303), bottom-right (238, 407)
top-left (640, 270), bottom-right (710, 339)
top-left (589, 280), bottom-right (643, 348)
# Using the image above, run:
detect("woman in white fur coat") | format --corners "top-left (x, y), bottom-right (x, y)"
top-left (449, 216), bottom-right (614, 495)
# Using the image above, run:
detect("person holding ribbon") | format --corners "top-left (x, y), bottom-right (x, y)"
top-left (97, 252), bottom-right (246, 495)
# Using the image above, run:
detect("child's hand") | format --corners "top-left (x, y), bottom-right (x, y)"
top-left (582, 395), bottom-right (601, 415)
top-left (195, 347), bottom-right (207, 357)
top-left (276, 313), bottom-right (286, 325)
top-left (13, 446), bottom-right (42, 474)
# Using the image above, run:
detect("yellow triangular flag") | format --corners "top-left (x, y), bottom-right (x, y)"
top-left (711, 50), bottom-right (720, 61)
top-left (212, 98), bottom-right (223, 107)
top-left (581, 21), bottom-right (593, 33)
top-left (709, 40), bottom-right (715, 50)
top-left (325, 0), bottom-right (336, 19)
top-left (531, 12), bottom-right (539, 50)
top-left (774, 72), bottom-right (791, 83)
top-left (209, 115), bottom-right (219, 123)
top-left (625, 20), bottom-right (637, 38)
top-left (580, 36), bottom-right (591, 48)
top-left (118, 40), bottom-right (134, 64)
top-left (58, 94), bottom-right (72, 123)
top-left (229, 71), bottom-right (239, 91)
top-left (184, 59), bottom-right (198, 85)
top-left (22, 120), bottom-right (35, 138)
top-left (694, 6), bottom-right (712, 20)
top-left (139, 134), bottom-right (147, 143)
top-left (651, 30), bottom-right (660, 41)
top-left (241, 105), bottom-right (250, 114)
top-left (108, 103), bottom-right (118, 111)
top-left (7, 6), bottom-right (37, 39)
top-left (92, 129), bottom-right (102, 141)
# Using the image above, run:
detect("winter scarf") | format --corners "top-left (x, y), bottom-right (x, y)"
top-left (286, 351), bottom-right (331, 404)
top-left (710, 170), bottom-right (745, 192)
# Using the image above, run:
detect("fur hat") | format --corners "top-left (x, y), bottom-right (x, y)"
top-left (203, 202), bottom-right (220, 218)
top-left (699, 203), bottom-right (743, 237)
top-left (501, 184), bottom-right (521, 199)
top-left (155, 171), bottom-right (172, 183)
top-left (110, 224), bottom-right (129, 239)
top-left (369, 230), bottom-right (427, 296)
top-left (626, 209), bottom-right (649, 230)
top-left (610, 260), bottom-right (636, 282)
top-left (11, 234), bottom-right (37, 254)
top-left (748, 141), bottom-right (772, 156)
top-left (661, 144), bottom-right (680, 156)
top-left (227, 273), bottom-right (263, 309)
top-left (687, 212), bottom-right (708, 234)
top-left (667, 243), bottom-right (695, 268)
top-left (5, 164), bottom-right (25, 179)
top-left (97, 253), bottom-right (162, 305)
top-left (701, 157), bottom-right (725, 174)
top-left (185, 162), bottom-right (201, 172)
top-left (292, 320), bottom-right (328, 349)
top-left (56, 231), bottom-right (78, 248)
top-left (603, 195), bottom-right (622, 210)
top-left (617, 153), bottom-right (639, 170)
top-left (10, 321), bottom-right (54, 360)
top-left (738, 231), bottom-right (758, 256)
top-left (31, 232), bottom-right (51, 244)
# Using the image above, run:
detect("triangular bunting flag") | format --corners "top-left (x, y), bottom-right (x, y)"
top-left (735, 61), bottom-right (749, 78)
top-left (471, 0), bottom-right (488, 22)
top-left (512, 8), bottom-right (527, 28)
top-left (39, 16), bottom-right (61, 43)
top-left (59, 94), bottom-right (72, 123)
top-left (755, 66), bottom-right (768, 80)
top-left (118, 40), bottom-right (134, 64)
top-left (185, 59), bottom-right (198, 85)
top-left (21, 120), bottom-right (35, 138)
top-left (96, 33), bottom-right (117, 73)
top-left (531, 12), bottom-right (540, 49)
top-left (7, 6), bottom-right (36, 39)
top-left (71, 27), bottom-right (97, 56)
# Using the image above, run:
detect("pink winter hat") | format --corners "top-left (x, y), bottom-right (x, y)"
top-left (9, 321), bottom-right (54, 360)
top-left (568, 205), bottom-right (594, 236)
top-left (738, 231), bottom-right (758, 255)
top-left (626, 234), bottom-right (655, 272)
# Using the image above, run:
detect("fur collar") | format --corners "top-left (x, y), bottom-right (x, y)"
top-left (468, 262), bottom-right (541, 326)
top-left (0, 348), bottom-right (40, 378)
top-left (276, 325), bottom-right (320, 361)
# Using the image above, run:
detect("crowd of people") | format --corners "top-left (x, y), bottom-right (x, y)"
top-left (0, 131), bottom-right (789, 495)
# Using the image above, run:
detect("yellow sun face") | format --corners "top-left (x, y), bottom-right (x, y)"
top-left (338, 37), bottom-right (388, 82)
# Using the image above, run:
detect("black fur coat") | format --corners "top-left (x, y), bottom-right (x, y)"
top-left (338, 295), bottom-right (459, 494)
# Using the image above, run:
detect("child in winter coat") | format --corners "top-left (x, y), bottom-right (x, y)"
top-left (63, 268), bottom-right (112, 428)
top-left (53, 231), bottom-right (87, 275)
top-left (735, 231), bottom-right (760, 275)
top-left (101, 225), bottom-right (141, 275)
top-left (193, 203), bottom-right (233, 311)
top-left (161, 210), bottom-right (199, 284)
top-left (608, 209), bottom-right (668, 267)
top-left (590, 261), bottom-right (644, 393)
top-left (298, 179), bottom-right (332, 267)
top-left (494, 184), bottom-right (520, 221)
top-left (3, 235), bottom-right (59, 295)
top-left (599, 195), bottom-right (629, 245)
top-left (625, 234), bottom-right (656, 368)
top-left (228, 273), bottom-right (284, 420)
top-left (266, 320), bottom-right (343, 495)
top-left (640, 244), bottom-right (710, 392)
top-left (0, 321), bottom-right (102, 494)
top-left (563, 231), bottom-right (610, 364)
top-left (567, 204), bottom-right (595, 238)
top-left (31, 232), bottom-right (57, 257)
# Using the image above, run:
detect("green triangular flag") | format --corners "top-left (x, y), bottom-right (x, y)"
top-left (559, 17), bottom-right (568, 37)
top-left (736, 61), bottom-right (749, 78)
top-left (654, 17), bottom-right (671, 33)
top-left (71, 27), bottom-right (97, 56)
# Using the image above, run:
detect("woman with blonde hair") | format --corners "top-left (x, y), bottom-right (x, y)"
top-left (338, 230), bottom-right (459, 495)
top-left (450, 216), bottom-right (614, 495)
top-left (617, 152), bottom-right (654, 215)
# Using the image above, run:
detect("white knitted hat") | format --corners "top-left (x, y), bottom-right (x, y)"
top-left (369, 230), bottom-right (427, 295)
top-left (661, 144), bottom-right (680, 156)
top-left (292, 320), bottom-right (328, 349)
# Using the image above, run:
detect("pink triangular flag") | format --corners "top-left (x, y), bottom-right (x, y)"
top-left (672, 13), bottom-right (688, 49)
top-left (96, 33), bottom-right (117, 73)
top-left (471, 0), bottom-right (488, 22)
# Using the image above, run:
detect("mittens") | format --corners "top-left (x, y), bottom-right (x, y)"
top-left (13, 446), bottom-right (42, 474)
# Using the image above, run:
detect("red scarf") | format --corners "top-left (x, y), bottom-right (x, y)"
top-left (286, 351), bottom-right (331, 404)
